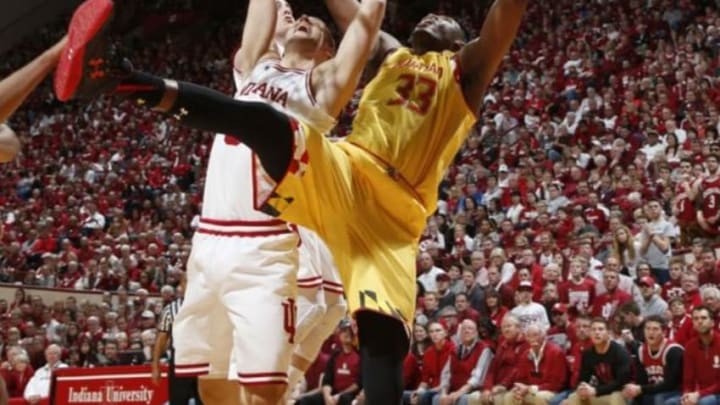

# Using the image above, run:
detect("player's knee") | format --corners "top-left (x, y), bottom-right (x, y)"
top-left (296, 298), bottom-right (326, 341)
top-left (324, 295), bottom-right (347, 326)
top-left (198, 378), bottom-right (240, 405)
top-left (240, 383), bottom-right (287, 405)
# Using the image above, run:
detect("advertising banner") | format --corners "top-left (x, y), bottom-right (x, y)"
top-left (50, 366), bottom-right (168, 405)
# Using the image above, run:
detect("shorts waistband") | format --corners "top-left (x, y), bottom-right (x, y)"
top-left (198, 217), bottom-right (292, 237)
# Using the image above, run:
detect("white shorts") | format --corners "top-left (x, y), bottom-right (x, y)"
top-left (172, 222), bottom-right (299, 385)
top-left (296, 226), bottom-right (343, 295)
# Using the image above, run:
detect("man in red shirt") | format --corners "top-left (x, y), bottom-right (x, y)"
top-left (296, 322), bottom-right (360, 405)
top-left (622, 315), bottom-right (683, 405)
top-left (504, 323), bottom-right (568, 405)
top-left (435, 319), bottom-right (493, 405)
top-left (468, 314), bottom-right (527, 405)
top-left (667, 306), bottom-right (720, 405)
top-left (405, 322), bottom-right (454, 405)
top-left (547, 303), bottom-right (576, 353)
top-left (592, 270), bottom-right (632, 320)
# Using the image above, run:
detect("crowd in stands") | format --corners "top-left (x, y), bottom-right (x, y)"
top-left (1, 0), bottom-right (720, 403)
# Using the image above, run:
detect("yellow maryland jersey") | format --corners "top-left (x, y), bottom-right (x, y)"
top-left (346, 47), bottom-right (477, 212)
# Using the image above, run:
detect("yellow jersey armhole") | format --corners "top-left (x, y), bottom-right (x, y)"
top-left (449, 55), bottom-right (480, 120)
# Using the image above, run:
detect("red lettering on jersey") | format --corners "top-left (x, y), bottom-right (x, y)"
top-left (223, 135), bottom-right (241, 146)
top-left (239, 82), bottom-right (290, 107)
top-left (282, 298), bottom-right (297, 344)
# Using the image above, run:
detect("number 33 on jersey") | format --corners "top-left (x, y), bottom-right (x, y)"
top-left (348, 47), bottom-right (476, 214)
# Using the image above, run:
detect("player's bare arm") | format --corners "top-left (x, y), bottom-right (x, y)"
top-left (312, 0), bottom-right (386, 117)
top-left (324, 0), bottom-right (401, 76)
top-left (0, 36), bottom-right (66, 122)
top-left (150, 330), bottom-right (169, 385)
top-left (233, 0), bottom-right (278, 79)
top-left (457, 0), bottom-right (528, 115)
top-left (0, 36), bottom-right (66, 162)
top-left (0, 124), bottom-right (19, 163)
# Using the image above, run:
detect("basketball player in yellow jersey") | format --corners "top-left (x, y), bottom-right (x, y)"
top-left (56, 1), bottom-right (525, 403)
top-left (0, 36), bottom-right (67, 162)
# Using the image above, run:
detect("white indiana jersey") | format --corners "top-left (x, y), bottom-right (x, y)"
top-left (201, 58), bottom-right (335, 223)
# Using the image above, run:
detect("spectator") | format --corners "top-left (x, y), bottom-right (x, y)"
top-left (23, 344), bottom-right (67, 404)
top-left (503, 323), bottom-right (568, 405)
top-left (437, 273), bottom-right (457, 310)
top-left (546, 303), bottom-right (574, 352)
top-left (510, 281), bottom-right (550, 332)
top-left (3, 351), bottom-right (32, 398)
top-left (403, 324), bottom-right (430, 392)
top-left (622, 315), bottom-right (683, 405)
top-left (636, 276), bottom-right (669, 318)
top-left (469, 314), bottom-right (526, 405)
top-left (405, 322), bottom-right (454, 405)
top-left (566, 317), bottom-right (631, 405)
top-left (418, 253), bottom-right (447, 293)
top-left (455, 293), bottom-right (480, 325)
top-left (559, 257), bottom-right (596, 317)
top-left (668, 306), bottom-right (720, 405)
top-left (638, 199), bottom-right (674, 283)
top-left (592, 269), bottom-right (632, 320)
top-left (483, 289), bottom-right (509, 330)
top-left (296, 321), bottom-right (360, 405)
top-left (99, 340), bottom-right (120, 366)
top-left (434, 319), bottom-right (493, 405)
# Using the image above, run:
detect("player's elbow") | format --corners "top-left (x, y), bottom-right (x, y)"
top-left (0, 124), bottom-right (20, 163)
top-left (359, 0), bottom-right (386, 22)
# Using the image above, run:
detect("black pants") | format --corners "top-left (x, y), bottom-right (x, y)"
top-left (169, 361), bottom-right (202, 405)
top-left (296, 392), bottom-right (356, 405)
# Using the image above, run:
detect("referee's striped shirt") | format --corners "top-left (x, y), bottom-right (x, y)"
top-left (159, 298), bottom-right (183, 344)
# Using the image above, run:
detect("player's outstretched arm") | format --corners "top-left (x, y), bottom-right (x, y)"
top-left (324, 0), bottom-right (400, 74)
top-left (313, 0), bottom-right (386, 117)
top-left (457, 0), bottom-right (528, 115)
top-left (0, 36), bottom-right (66, 122)
top-left (0, 124), bottom-right (20, 163)
top-left (233, 0), bottom-right (278, 78)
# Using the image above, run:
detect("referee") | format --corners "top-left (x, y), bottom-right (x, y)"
top-left (152, 272), bottom-right (202, 404)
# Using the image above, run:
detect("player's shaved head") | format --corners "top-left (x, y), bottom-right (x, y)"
top-left (411, 13), bottom-right (466, 52)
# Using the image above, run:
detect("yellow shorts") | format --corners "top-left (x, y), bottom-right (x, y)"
top-left (259, 120), bottom-right (427, 329)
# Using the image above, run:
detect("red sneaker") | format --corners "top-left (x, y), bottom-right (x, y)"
top-left (54, 0), bottom-right (119, 101)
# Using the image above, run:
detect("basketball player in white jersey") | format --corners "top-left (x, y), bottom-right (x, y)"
top-left (171, 1), bottom-right (363, 404)
top-left (56, 0), bottom-right (384, 402)
top-left (0, 36), bottom-right (67, 162)
top-left (232, 0), bottom-right (348, 395)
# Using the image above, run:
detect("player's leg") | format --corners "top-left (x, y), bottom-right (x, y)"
top-left (174, 236), bottom-right (238, 405)
top-left (198, 378), bottom-right (239, 405)
top-left (289, 287), bottom-right (347, 392)
top-left (290, 281), bottom-right (325, 391)
top-left (220, 234), bottom-right (299, 405)
top-left (356, 311), bottom-right (409, 405)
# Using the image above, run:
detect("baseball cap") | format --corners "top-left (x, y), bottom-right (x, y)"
top-left (518, 280), bottom-right (533, 290)
top-left (551, 303), bottom-right (568, 314)
top-left (498, 164), bottom-right (509, 173)
top-left (141, 310), bottom-right (155, 319)
top-left (339, 319), bottom-right (352, 330)
top-left (638, 276), bottom-right (655, 288)
top-left (436, 273), bottom-right (451, 282)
